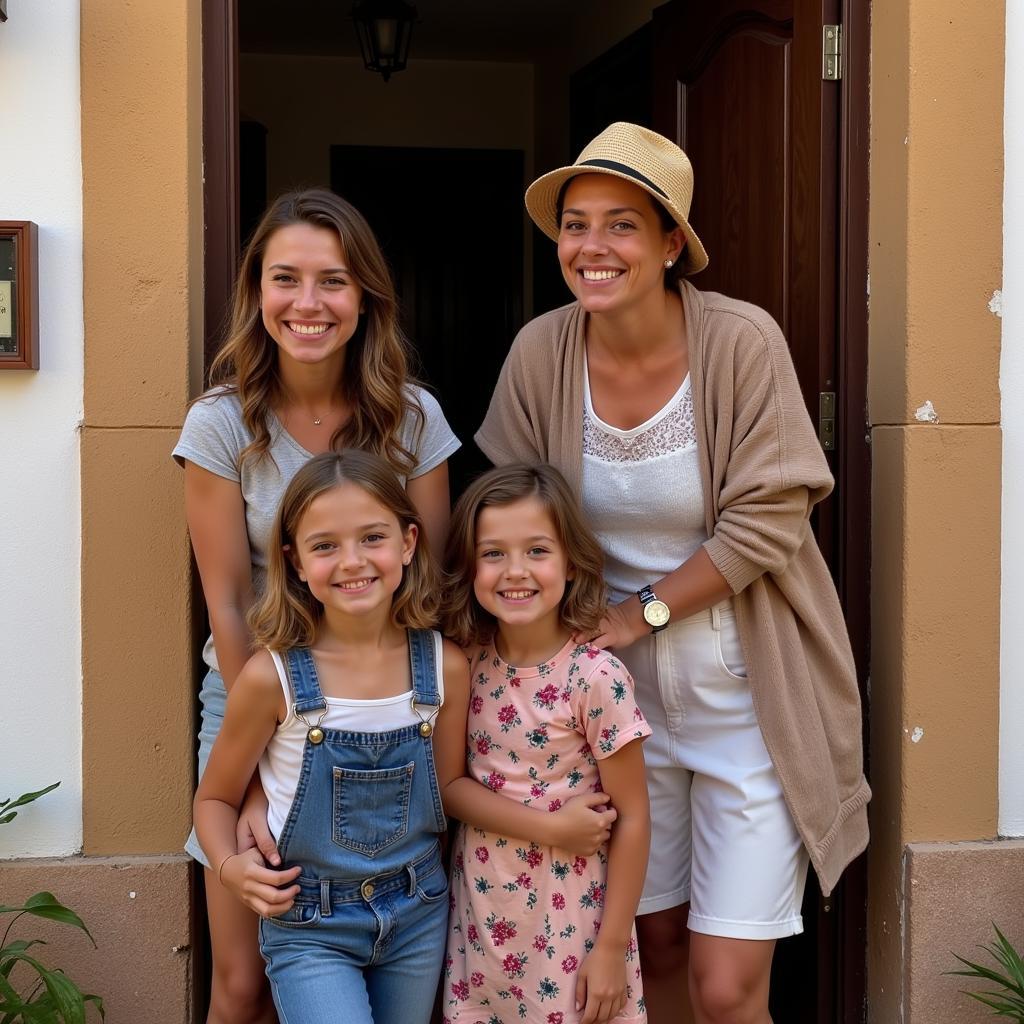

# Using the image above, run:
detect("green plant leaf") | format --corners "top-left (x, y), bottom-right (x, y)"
top-left (0, 966), bottom-right (28, 1014)
top-left (0, 955), bottom-right (86, 1024)
top-left (1, 938), bottom-right (47, 978)
top-left (0, 896), bottom-right (94, 948)
top-left (18, 999), bottom-right (60, 1024)
top-left (0, 785), bottom-right (61, 825)
top-left (949, 924), bottom-right (1024, 1022)
top-left (963, 989), bottom-right (1024, 1017)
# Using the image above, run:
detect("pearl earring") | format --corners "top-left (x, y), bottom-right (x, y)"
top-left (664, 259), bottom-right (674, 269)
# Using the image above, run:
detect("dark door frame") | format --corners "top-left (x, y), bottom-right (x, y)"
top-left (201, 0), bottom-right (239, 365)
top-left (833, 3), bottom-right (870, 1021)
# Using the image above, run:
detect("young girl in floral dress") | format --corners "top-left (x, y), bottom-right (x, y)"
top-left (442, 464), bottom-right (651, 1024)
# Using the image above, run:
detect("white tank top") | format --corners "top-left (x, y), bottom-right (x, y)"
top-left (581, 358), bottom-right (708, 605)
top-left (258, 634), bottom-right (445, 841)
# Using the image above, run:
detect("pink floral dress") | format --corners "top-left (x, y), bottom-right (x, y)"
top-left (444, 639), bottom-right (651, 1024)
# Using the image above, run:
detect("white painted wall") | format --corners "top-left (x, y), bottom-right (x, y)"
top-left (0, 0), bottom-right (84, 857)
top-left (1000, 1), bottom-right (1024, 837)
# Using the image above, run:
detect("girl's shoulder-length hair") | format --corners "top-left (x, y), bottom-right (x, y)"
top-left (202, 187), bottom-right (424, 476)
top-left (441, 463), bottom-right (606, 648)
top-left (248, 449), bottom-right (439, 651)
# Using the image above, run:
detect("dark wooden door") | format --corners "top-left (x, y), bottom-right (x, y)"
top-left (654, 0), bottom-right (840, 566)
top-left (652, 1), bottom-right (866, 1022)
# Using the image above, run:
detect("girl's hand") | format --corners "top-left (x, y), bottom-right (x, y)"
top-left (576, 942), bottom-right (628, 1024)
top-left (220, 847), bottom-right (301, 918)
top-left (236, 775), bottom-right (281, 868)
top-left (550, 792), bottom-right (617, 854)
top-left (575, 598), bottom-right (647, 651)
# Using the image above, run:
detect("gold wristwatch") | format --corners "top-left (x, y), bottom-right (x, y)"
top-left (637, 585), bottom-right (670, 633)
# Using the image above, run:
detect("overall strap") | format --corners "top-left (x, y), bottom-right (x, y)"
top-left (284, 648), bottom-right (328, 716)
top-left (408, 629), bottom-right (441, 709)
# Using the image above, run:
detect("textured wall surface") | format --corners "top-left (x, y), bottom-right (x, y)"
top-left (905, 841), bottom-right (1024, 1024)
top-left (868, 0), bottom-right (1006, 1019)
top-left (0, 0), bottom-right (84, 859)
top-left (0, 857), bottom-right (194, 1024)
top-left (79, 0), bottom-right (203, 855)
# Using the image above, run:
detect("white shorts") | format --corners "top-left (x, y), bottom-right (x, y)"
top-left (617, 602), bottom-right (809, 941)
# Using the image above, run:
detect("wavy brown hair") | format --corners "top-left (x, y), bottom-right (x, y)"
top-left (206, 188), bottom-right (423, 473)
top-left (442, 464), bottom-right (607, 647)
top-left (249, 450), bottom-right (439, 650)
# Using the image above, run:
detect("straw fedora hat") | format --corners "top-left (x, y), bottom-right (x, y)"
top-left (525, 122), bottom-right (709, 275)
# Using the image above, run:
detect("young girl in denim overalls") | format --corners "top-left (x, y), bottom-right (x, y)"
top-left (195, 449), bottom-right (473, 1024)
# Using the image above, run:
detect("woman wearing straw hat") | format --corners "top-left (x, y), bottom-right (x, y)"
top-left (475, 123), bottom-right (869, 1024)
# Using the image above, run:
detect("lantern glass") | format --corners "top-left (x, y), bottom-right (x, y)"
top-left (374, 19), bottom-right (398, 57)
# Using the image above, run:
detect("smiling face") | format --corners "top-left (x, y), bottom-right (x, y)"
top-left (473, 495), bottom-right (574, 639)
top-left (289, 480), bottom-right (416, 622)
top-left (260, 222), bottom-right (365, 372)
top-left (557, 173), bottom-right (683, 315)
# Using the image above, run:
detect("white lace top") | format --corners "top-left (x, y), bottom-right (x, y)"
top-left (581, 358), bottom-right (708, 604)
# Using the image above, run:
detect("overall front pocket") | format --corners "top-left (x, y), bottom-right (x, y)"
top-left (332, 762), bottom-right (415, 856)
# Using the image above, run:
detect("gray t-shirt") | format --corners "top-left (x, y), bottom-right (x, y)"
top-left (173, 385), bottom-right (460, 670)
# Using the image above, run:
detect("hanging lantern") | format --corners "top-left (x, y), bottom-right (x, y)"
top-left (352, 0), bottom-right (417, 82)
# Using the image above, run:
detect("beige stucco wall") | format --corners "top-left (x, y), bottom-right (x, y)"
top-left (80, 0), bottom-right (203, 856)
top-left (868, 0), bottom-right (1005, 1019)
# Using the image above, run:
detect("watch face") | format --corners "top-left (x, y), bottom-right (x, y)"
top-left (643, 599), bottom-right (671, 628)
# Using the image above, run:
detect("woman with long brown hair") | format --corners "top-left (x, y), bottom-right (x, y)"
top-left (174, 188), bottom-right (459, 1023)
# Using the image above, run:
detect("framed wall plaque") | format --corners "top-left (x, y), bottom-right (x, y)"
top-left (0, 221), bottom-right (40, 370)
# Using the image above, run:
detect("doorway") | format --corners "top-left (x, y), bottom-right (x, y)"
top-left (330, 144), bottom-right (524, 492)
top-left (200, 1), bottom-right (871, 1019)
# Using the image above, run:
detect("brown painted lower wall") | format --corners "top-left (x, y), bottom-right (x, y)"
top-left (904, 840), bottom-right (1024, 1024)
top-left (0, 856), bottom-right (193, 1023)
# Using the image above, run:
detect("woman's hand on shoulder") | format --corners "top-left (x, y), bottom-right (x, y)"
top-left (575, 597), bottom-right (647, 651)
top-left (219, 847), bottom-right (301, 918)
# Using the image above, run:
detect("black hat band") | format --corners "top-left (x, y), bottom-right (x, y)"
top-left (578, 159), bottom-right (670, 201)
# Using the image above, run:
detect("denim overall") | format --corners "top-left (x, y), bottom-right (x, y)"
top-left (258, 629), bottom-right (450, 1024)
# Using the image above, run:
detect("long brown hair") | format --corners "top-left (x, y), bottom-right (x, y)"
top-left (207, 188), bottom-right (423, 473)
top-left (442, 464), bottom-right (607, 647)
top-left (249, 450), bottom-right (439, 650)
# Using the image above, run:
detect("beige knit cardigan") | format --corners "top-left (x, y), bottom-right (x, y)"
top-left (475, 280), bottom-right (870, 896)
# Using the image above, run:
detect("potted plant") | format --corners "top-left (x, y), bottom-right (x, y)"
top-left (0, 782), bottom-right (105, 1021)
top-left (949, 923), bottom-right (1024, 1021)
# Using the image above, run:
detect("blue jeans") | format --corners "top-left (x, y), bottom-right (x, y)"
top-left (258, 847), bottom-right (448, 1024)
top-left (185, 668), bottom-right (226, 867)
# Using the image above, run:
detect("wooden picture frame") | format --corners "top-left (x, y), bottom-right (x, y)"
top-left (0, 221), bottom-right (40, 370)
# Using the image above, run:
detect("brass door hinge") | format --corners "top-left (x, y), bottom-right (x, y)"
top-left (823, 24), bottom-right (842, 81)
top-left (819, 392), bottom-right (836, 451)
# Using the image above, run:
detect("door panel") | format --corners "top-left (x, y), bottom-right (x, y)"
top-left (653, 2), bottom-right (863, 1022)
top-left (654, 0), bottom-right (838, 424)
top-left (680, 26), bottom-right (792, 334)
